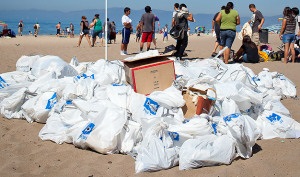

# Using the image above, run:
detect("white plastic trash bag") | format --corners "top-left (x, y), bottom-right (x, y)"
top-left (16, 55), bottom-right (40, 72)
top-left (0, 87), bottom-right (28, 119)
top-left (223, 113), bottom-right (261, 158)
top-left (21, 91), bottom-right (58, 123)
top-left (135, 121), bottom-right (179, 173)
top-left (118, 120), bottom-right (143, 154)
top-left (73, 100), bottom-right (127, 154)
top-left (31, 55), bottom-right (78, 78)
top-left (168, 117), bottom-right (213, 147)
top-left (256, 111), bottom-right (300, 139)
top-left (179, 134), bottom-right (236, 170)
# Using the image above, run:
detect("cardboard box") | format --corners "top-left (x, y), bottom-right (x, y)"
top-left (123, 55), bottom-right (175, 95)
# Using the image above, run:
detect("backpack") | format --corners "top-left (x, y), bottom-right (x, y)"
top-left (34, 24), bottom-right (37, 29)
top-left (19, 23), bottom-right (23, 28)
top-left (170, 13), bottom-right (186, 40)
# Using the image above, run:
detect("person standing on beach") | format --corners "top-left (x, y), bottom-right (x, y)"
top-left (70, 23), bottom-right (74, 38)
top-left (139, 6), bottom-right (155, 52)
top-left (120, 7), bottom-right (132, 55)
top-left (173, 3), bottom-right (194, 60)
top-left (136, 22), bottom-right (142, 42)
top-left (33, 22), bottom-right (40, 37)
top-left (211, 6), bottom-right (225, 56)
top-left (18, 20), bottom-right (24, 36)
top-left (162, 24), bottom-right (169, 42)
top-left (89, 14), bottom-right (103, 47)
top-left (279, 7), bottom-right (296, 63)
top-left (216, 2), bottom-right (240, 64)
top-left (56, 22), bottom-right (61, 36)
top-left (110, 21), bottom-right (116, 44)
top-left (172, 3), bottom-right (180, 27)
top-left (249, 4), bottom-right (265, 51)
top-left (292, 7), bottom-right (300, 38)
top-left (77, 16), bottom-right (92, 47)
top-left (103, 18), bottom-right (112, 44)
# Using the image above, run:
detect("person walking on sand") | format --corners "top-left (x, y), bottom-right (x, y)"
top-left (173, 3), bottom-right (194, 60)
top-left (77, 16), bottom-right (92, 47)
top-left (89, 14), bottom-right (103, 47)
top-left (216, 2), bottom-right (240, 64)
top-left (249, 4), bottom-right (265, 51)
top-left (139, 6), bottom-right (155, 52)
top-left (279, 7), bottom-right (296, 63)
top-left (120, 7), bottom-right (132, 55)
top-left (18, 20), bottom-right (24, 36)
top-left (211, 6), bottom-right (225, 56)
top-left (56, 22), bottom-right (61, 36)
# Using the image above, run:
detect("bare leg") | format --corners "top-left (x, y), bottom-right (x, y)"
top-left (283, 43), bottom-right (289, 63)
top-left (224, 47), bottom-right (230, 64)
top-left (77, 35), bottom-right (83, 47)
top-left (85, 35), bottom-right (92, 47)
top-left (146, 42), bottom-right (151, 51)
top-left (290, 43), bottom-right (295, 63)
top-left (213, 41), bottom-right (219, 53)
top-left (152, 38), bottom-right (157, 49)
top-left (124, 44), bottom-right (128, 53)
top-left (140, 42), bottom-right (144, 51)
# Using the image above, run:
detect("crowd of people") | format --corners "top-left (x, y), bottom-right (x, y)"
top-left (13, 2), bottom-right (300, 63)
top-left (77, 14), bottom-right (117, 47)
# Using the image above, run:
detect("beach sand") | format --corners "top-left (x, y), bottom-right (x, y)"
top-left (0, 33), bottom-right (300, 177)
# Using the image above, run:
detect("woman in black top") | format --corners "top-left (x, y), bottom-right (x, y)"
top-left (233, 35), bottom-right (259, 63)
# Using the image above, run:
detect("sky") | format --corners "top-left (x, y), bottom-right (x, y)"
top-left (1, 0), bottom-right (299, 16)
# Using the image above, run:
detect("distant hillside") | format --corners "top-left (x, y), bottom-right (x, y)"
top-left (0, 8), bottom-right (281, 32)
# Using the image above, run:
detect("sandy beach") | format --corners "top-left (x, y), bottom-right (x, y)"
top-left (1, 33), bottom-right (300, 177)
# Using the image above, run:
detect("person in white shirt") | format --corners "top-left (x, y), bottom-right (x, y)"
top-left (120, 7), bottom-right (132, 55)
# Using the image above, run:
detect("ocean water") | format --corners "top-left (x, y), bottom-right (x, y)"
top-left (3, 19), bottom-right (125, 35)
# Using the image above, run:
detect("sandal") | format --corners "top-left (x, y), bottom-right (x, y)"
top-left (211, 52), bottom-right (218, 57)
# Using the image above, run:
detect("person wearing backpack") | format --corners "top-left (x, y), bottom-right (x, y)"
top-left (89, 14), bottom-right (103, 47)
top-left (173, 3), bottom-right (194, 60)
top-left (18, 20), bottom-right (24, 36)
top-left (77, 16), bottom-right (92, 47)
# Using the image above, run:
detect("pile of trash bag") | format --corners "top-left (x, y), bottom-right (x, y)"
top-left (1, 53), bottom-right (300, 173)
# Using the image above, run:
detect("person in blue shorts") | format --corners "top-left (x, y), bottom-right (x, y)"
top-left (121, 7), bottom-right (132, 55)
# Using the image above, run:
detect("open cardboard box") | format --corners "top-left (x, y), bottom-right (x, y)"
top-left (123, 52), bottom-right (175, 95)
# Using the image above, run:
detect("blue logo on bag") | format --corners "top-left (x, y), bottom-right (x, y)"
top-left (143, 98), bottom-right (160, 115)
top-left (168, 131), bottom-right (180, 141)
top-left (65, 100), bottom-right (72, 105)
top-left (79, 123), bottom-right (95, 140)
top-left (266, 113), bottom-right (283, 124)
top-left (75, 73), bottom-right (95, 81)
top-left (223, 113), bottom-right (241, 122)
top-left (211, 123), bottom-right (218, 134)
top-left (45, 92), bottom-right (57, 109)
top-left (0, 76), bottom-right (9, 89)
